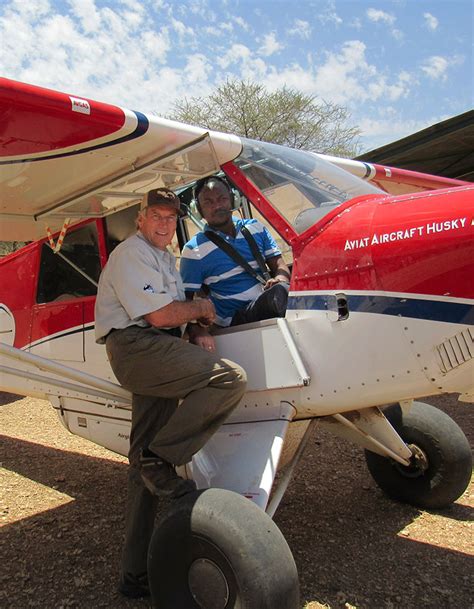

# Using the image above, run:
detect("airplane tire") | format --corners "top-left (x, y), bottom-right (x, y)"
top-left (148, 487), bottom-right (300, 609)
top-left (365, 401), bottom-right (472, 509)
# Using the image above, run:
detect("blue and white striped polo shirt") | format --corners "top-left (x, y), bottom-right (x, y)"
top-left (180, 218), bottom-right (281, 326)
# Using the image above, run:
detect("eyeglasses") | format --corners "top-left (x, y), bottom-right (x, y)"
top-left (148, 213), bottom-right (178, 224)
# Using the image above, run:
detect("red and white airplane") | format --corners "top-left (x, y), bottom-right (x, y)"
top-left (1, 77), bottom-right (472, 609)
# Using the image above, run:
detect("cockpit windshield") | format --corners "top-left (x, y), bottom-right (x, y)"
top-left (234, 139), bottom-right (383, 233)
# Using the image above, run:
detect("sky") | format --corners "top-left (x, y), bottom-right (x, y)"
top-left (1, 0), bottom-right (472, 152)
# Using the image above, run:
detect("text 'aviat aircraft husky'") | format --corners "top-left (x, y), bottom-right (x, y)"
top-left (0, 76), bottom-right (473, 609)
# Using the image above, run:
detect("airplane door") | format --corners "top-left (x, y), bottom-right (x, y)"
top-left (29, 222), bottom-right (101, 362)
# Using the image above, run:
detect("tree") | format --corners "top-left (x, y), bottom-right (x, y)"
top-left (170, 80), bottom-right (360, 157)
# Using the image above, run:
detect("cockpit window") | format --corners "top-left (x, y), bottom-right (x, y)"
top-left (235, 139), bottom-right (383, 233)
top-left (36, 223), bottom-right (100, 303)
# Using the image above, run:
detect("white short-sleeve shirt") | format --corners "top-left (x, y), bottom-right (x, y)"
top-left (95, 232), bottom-right (185, 343)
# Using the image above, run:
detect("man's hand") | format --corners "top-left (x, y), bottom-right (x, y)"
top-left (194, 298), bottom-right (216, 326)
top-left (188, 323), bottom-right (216, 352)
top-left (263, 277), bottom-right (279, 290)
top-left (265, 256), bottom-right (291, 290)
top-left (263, 276), bottom-right (287, 290)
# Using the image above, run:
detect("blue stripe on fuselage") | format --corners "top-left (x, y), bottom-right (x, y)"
top-left (287, 294), bottom-right (474, 325)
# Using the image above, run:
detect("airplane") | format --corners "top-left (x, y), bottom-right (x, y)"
top-left (0, 76), bottom-right (472, 609)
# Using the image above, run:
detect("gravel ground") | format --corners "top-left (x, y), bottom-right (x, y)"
top-left (1, 392), bottom-right (472, 609)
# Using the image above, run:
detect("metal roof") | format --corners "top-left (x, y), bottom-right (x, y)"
top-left (356, 110), bottom-right (474, 182)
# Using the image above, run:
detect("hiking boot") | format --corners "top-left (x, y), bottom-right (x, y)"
top-left (139, 449), bottom-right (196, 498)
top-left (118, 573), bottom-right (150, 598)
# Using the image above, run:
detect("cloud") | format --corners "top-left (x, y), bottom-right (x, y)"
top-left (258, 32), bottom-right (284, 57)
top-left (358, 115), bottom-right (439, 151)
top-left (141, 29), bottom-right (171, 62)
top-left (423, 12), bottom-right (439, 31)
top-left (421, 55), bottom-right (449, 80)
top-left (421, 54), bottom-right (464, 82)
top-left (217, 43), bottom-right (251, 69)
top-left (203, 24), bottom-right (230, 37)
top-left (391, 28), bottom-right (403, 41)
top-left (311, 40), bottom-right (411, 104)
top-left (318, 1), bottom-right (342, 25)
top-left (366, 7), bottom-right (402, 39)
top-left (216, 43), bottom-right (268, 81)
top-left (216, 46), bottom-right (408, 116)
top-left (0, 0), bottom-right (202, 114)
top-left (185, 0), bottom-right (209, 19)
top-left (69, 0), bottom-right (101, 33)
top-left (219, 22), bottom-right (233, 32)
top-left (248, 40), bottom-right (413, 114)
top-left (287, 19), bottom-right (312, 40)
top-left (366, 8), bottom-right (396, 25)
top-left (171, 17), bottom-right (195, 41)
top-left (234, 16), bottom-right (250, 31)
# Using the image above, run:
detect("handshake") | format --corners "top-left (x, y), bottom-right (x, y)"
top-left (193, 297), bottom-right (216, 328)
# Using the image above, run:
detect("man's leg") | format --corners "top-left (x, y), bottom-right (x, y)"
top-left (107, 325), bottom-right (246, 465)
top-left (231, 282), bottom-right (289, 326)
top-left (107, 327), bottom-right (245, 595)
top-left (119, 394), bottom-right (177, 597)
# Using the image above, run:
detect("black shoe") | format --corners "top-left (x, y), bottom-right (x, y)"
top-left (139, 449), bottom-right (196, 498)
top-left (119, 573), bottom-right (150, 598)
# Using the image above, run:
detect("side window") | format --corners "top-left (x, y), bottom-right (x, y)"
top-left (36, 224), bottom-right (100, 303)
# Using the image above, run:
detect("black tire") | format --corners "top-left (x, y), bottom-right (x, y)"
top-left (365, 401), bottom-right (472, 509)
top-left (148, 488), bottom-right (300, 609)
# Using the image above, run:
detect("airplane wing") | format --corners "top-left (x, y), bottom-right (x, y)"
top-left (0, 77), bottom-right (242, 241)
top-left (2, 77), bottom-right (468, 242)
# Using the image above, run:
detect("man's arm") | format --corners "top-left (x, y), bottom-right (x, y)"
top-left (264, 255), bottom-right (291, 289)
top-left (144, 298), bottom-right (215, 328)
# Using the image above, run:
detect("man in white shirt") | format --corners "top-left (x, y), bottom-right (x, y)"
top-left (95, 188), bottom-right (246, 599)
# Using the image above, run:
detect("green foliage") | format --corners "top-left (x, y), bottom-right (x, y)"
top-left (170, 80), bottom-right (360, 157)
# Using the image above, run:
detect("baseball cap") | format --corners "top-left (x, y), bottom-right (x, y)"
top-left (141, 188), bottom-right (184, 215)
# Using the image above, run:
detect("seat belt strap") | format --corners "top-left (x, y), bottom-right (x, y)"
top-left (204, 230), bottom-right (268, 286)
top-left (241, 226), bottom-right (271, 282)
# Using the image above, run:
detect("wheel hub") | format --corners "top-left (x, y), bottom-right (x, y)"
top-left (395, 443), bottom-right (429, 478)
top-left (188, 558), bottom-right (230, 609)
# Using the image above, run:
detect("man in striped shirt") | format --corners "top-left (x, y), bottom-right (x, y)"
top-left (180, 176), bottom-right (290, 350)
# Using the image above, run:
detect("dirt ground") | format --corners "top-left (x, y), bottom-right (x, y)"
top-left (1, 391), bottom-right (472, 609)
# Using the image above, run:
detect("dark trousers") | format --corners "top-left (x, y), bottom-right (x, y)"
top-left (105, 325), bottom-right (247, 581)
top-left (230, 281), bottom-right (289, 326)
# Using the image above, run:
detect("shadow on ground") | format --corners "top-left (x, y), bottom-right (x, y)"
top-left (1, 394), bottom-right (472, 609)
top-left (275, 396), bottom-right (473, 608)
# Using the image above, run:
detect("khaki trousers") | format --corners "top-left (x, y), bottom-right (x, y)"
top-left (105, 325), bottom-right (247, 581)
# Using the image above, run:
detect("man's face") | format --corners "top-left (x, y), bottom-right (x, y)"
top-left (198, 181), bottom-right (233, 228)
top-left (138, 204), bottom-right (178, 250)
